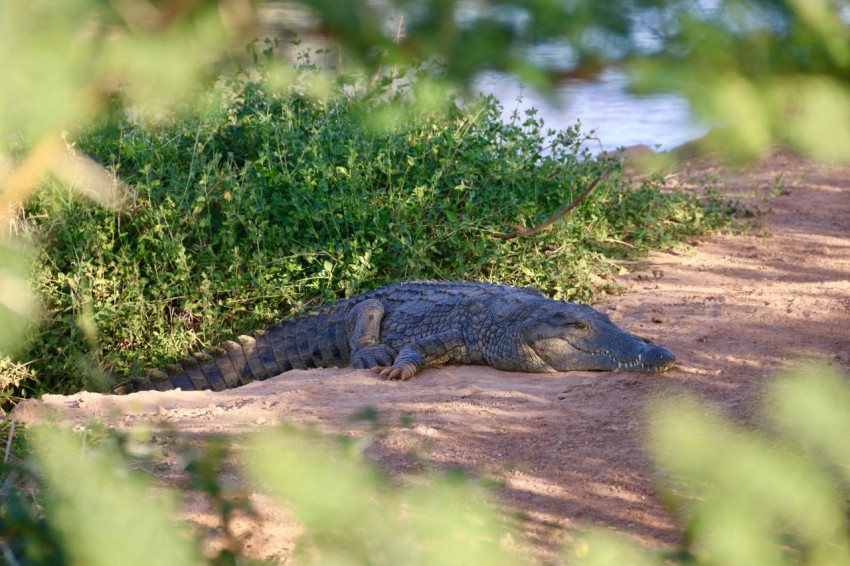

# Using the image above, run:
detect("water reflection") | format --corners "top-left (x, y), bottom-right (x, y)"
top-left (475, 68), bottom-right (707, 153)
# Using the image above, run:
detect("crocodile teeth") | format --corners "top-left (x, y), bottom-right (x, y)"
top-left (617, 360), bottom-right (649, 371)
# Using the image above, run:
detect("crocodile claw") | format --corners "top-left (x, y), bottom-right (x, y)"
top-left (374, 363), bottom-right (418, 381)
top-left (351, 344), bottom-right (396, 369)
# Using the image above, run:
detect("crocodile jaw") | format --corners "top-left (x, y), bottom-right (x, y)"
top-left (572, 345), bottom-right (676, 373)
top-left (531, 338), bottom-right (675, 373)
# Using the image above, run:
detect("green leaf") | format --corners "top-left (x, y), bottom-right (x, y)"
top-left (0, 240), bottom-right (37, 356)
top-left (31, 426), bottom-right (202, 566)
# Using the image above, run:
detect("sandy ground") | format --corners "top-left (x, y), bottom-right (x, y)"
top-left (11, 151), bottom-right (850, 562)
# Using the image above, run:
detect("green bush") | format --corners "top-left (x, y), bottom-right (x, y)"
top-left (14, 58), bottom-right (735, 399)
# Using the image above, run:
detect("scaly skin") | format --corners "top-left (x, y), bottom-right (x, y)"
top-left (116, 281), bottom-right (676, 393)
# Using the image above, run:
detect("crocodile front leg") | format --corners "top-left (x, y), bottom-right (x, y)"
top-left (348, 299), bottom-right (396, 368)
top-left (376, 330), bottom-right (467, 381)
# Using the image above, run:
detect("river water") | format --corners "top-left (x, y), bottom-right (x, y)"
top-left (475, 69), bottom-right (707, 154)
top-left (260, 2), bottom-right (707, 153)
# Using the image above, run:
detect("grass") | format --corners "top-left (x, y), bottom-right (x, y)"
top-left (6, 56), bottom-right (737, 403)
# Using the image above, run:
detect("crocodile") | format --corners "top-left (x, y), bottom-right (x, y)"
top-left (117, 280), bottom-right (676, 394)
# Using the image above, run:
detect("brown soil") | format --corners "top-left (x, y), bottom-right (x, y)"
top-left (12, 151), bottom-right (850, 563)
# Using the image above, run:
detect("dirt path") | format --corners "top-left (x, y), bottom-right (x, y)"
top-left (12, 152), bottom-right (850, 562)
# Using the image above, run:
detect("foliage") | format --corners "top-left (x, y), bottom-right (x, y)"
top-left (277, 0), bottom-right (636, 88)
top-left (625, 0), bottom-right (850, 160)
top-left (5, 58), bottom-right (736, 401)
top-left (0, 2), bottom-right (845, 565)
top-left (29, 427), bottom-right (201, 566)
top-left (0, 357), bottom-right (36, 410)
top-left (0, 424), bottom-right (232, 564)
top-left (2, 0), bottom-right (848, 371)
top-left (0, 0), bottom-right (257, 392)
top-left (0, 414), bottom-right (523, 565)
top-left (574, 363), bottom-right (850, 565)
top-left (0, 0), bottom-right (248, 145)
top-left (295, 0), bottom-right (850, 161)
top-left (0, 242), bottom-right (36, 359)
top-left (4, 364), bottom-right (850, 565)
top-left (247, 425), bottom-right (521, 565)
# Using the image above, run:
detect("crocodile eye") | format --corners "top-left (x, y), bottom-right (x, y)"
top-left (551, 312), bottom-right (587, 329)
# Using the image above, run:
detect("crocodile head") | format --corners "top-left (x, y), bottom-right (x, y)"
top-left (520, 301), bottom-right (676, 373)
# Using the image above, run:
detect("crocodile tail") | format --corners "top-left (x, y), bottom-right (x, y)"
top-left (115, 334), bottom-right (280, 394)
top-left (114, 311), bottom-right (351, 394)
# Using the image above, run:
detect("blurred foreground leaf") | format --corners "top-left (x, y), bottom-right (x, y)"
top-left (626, 0), bottom-right (850, 161)
top-left (247, 426), bottom-right (519, 565)
top-left (649, 394), bottom-right (850, 565)
top-left (30, 426), bottom-right (202, 566)
top-left (574, 363), bottom-right (850, 565)
top-left (0, 0), bottom-right (251, 144)
top-left (765, 364), bottom-right (850, 485)
top-left (570, 530), bottom-right (662, 566)
top-left (0, 240), bottom-right (36, 357)
top-left (0, 0), bottom-right (248, 372)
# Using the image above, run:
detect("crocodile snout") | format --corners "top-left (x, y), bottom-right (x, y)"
top-left (640, 344), bottom-right (676, 372)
